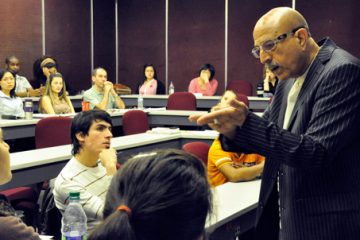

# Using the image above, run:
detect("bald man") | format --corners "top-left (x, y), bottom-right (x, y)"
top-left (191, 7), bottom-right (360, 240)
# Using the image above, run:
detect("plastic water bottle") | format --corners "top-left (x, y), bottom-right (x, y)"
top-left (61, 192), bottom-right (87, 240)
top-left (169, 81), bottom-right (175, 95)
top-left (137, 94), bottom-right (144, 109)
top-left (256, 83), bottom-right (264, 97)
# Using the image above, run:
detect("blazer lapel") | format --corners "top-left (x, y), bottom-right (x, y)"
top-left (286, 38), bottom-right (335, 130)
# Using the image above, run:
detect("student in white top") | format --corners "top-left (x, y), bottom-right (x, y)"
top-left (0, 70), bottom-right (25, 118)
top-left (53, 110), bottom-right (118, 233)
top-left (5, 56), bottom-right (44, 97)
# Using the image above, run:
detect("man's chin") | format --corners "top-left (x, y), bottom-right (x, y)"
top-left (275, 71), bottom-right (289, 81)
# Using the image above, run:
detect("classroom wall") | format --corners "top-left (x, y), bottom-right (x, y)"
top-left (118, 0), bottom-right (166, 92)
top-left (0, 0), bottom-right (42, 80)
top-left (1, 0), bottom-right (359, 95)
top-left (94, 0), bottom-right (116, 84)
top-left (168, 0), bottom-right (225, 94)
top-left (45, 0), bottom-right (91, 92)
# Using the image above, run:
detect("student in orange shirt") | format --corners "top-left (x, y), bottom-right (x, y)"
top-left (208, 91), bottom-right (265, 187)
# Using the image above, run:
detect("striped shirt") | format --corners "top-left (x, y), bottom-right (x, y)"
top-left (53, 157), bottom-right (112, 233)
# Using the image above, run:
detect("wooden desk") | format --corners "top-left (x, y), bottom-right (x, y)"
top-left (120, 95), bottom-right (270, 111)
top-left (0, 109), bottom-right (207, 140)
top-left (0, 130), bottom-right (217, 190)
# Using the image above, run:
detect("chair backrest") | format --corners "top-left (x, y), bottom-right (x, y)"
top-left (122, 110), bottom-right (150, 135)
top-left (167, 92), bottom-right (197, 110)
top-left (235, 93), bottom-right (249, 107)
top-left (35, 116), bottom-right (73, 149)
top-left (226, 80), bottom-right (253, 96)
top-left (182, 141), bottom-right (210, 166)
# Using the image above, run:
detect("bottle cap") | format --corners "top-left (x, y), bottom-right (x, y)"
top-left (69, 192), bottom-right (80, 200)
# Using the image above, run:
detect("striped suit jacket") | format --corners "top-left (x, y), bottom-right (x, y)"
top-left (221, 38), bottom-right (360, 240)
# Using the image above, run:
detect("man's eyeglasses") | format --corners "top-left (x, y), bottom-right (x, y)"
top-left (251, 26), bottom-right (305, 59)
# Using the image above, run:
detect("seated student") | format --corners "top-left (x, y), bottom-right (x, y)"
top-left (39, 72), bottom-right (75, 114)
top-left (0, 128), bottom-right (40, 240)
top-left (208, 90), bottom-right (265, 187)
top-left (53, 110), bottom-right (118, 234)
top-left (0, 70), bottom-right (25, 118)
top-left (83, 68), bottom-right (125, 110)
top-left (5, 56), bottom-right (44, 97)
top-left (136, 64), bottom-right (165, 95)
top-left (188, 63), bottom-right (218, 96)
top-left (261, 66), bottom-right (278, 97)
top-left (32, 55), bottom-right (77, 95)
top-left (88, 149), bottom-right (211, 240)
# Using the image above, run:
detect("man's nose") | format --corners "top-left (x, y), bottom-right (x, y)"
top-left (106, 128), bottom-right (113, 137)
top-left (260, 49), bottom-right (272, 64)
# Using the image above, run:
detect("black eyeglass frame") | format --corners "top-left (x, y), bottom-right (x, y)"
top-left (251, 26), bottom-right (305, 59)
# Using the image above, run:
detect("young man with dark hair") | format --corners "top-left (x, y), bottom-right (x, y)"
top-left (53, 109), bottom-right (118, 233)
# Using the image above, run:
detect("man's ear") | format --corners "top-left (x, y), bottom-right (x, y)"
top-left (296, 28), bottom-right (309, 48)
top-left (76, 132), bottom-right (86, 144)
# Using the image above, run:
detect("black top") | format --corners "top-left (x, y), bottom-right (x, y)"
top-left (260, 78), bottom-right (279, 96)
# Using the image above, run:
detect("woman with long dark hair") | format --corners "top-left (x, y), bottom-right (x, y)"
top-left (136, 64), bottom-right (165, 95)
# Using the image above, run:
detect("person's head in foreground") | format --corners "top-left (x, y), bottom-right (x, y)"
top-left (88, 149), bottom-right (212, 240)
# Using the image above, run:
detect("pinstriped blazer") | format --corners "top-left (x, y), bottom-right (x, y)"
top-left (221, 38), bottom-right (360, 240)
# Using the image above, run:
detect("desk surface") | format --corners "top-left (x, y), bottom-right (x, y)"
top-left (120, 94), bottom-right (270, 111)
top-left (0, 109), bottom-right (208, 140)
top-left (206, 180), bottom-right (261, 232)
top-left (23, 94), bottom-right (270, 112)
top-left (2, 130), bottom-right (218, 190)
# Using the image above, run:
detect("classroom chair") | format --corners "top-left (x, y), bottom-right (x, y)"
top-left (182, 141), bottom-right (210, 166)
top-left (122, 110), bottom-right (149, 135)
top-left (236, 93), bottom-right (249, 107)
top-left (167, 92), bottom-right (197, 110)
top-left (35, 116), bottom-right (73, 148)
top-left (226, 80), bottom-right (253, 96)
